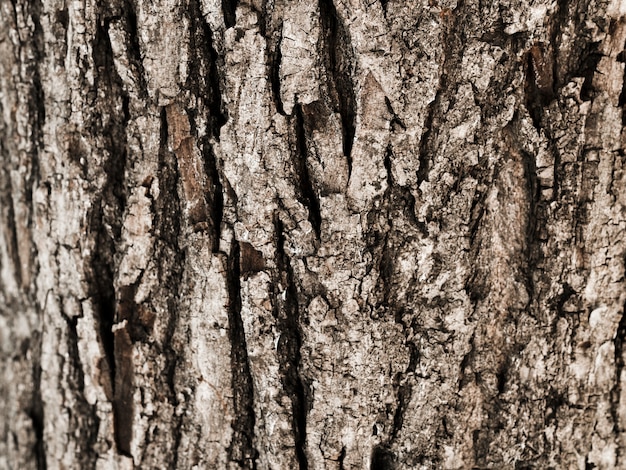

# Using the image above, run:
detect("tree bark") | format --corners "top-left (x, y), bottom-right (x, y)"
top-left (1, 0), bottom-right (626, 468)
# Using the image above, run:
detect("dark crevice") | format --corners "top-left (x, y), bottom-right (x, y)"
top-left (338, 446), bottom-right (346, 470)
top-left (27, 0), bottom-right (45, 150)
top-left (222, 0), bottom-right (238, 29)
top-left (187, 0), bottom-right (228, 137)
top-left (113, 323), bottom-right (134, 456)
top-left (416, 97), bottom-right (436, 185)
top-left (380, 0), bottom-right (389, 15)
top-left (577, 42), bottom-right (603, 102)
top-left (93, 9), bottom-right (135, 456)
top-left (524, 45), bottom-right (550, 130)
top-left (273, 217), bottom-right (309, 470)
top-left (29, 329), bottom-right (46, 470)
top-left (619, 45), bottom-right (626, 125)
top-left (205, 143), bottom-right (224, 252)
top-left (294, 104), bottom-right (322, 239)
top-left (371, 445), bottom-right (397, 470)
top-left (319, 0), bottom-right (356, 170)
top-left (157, 106), bottom-right (186, 467)
top-left (63, 313), bottom-right (100, 464)
top-left (612, 297), bottom-right (626, 464)
top-left (417, 0), bottom-right (468, 189)
top-left (390, 339), bottom-right (417, 440)
top-left (554, 283), bottom-right (576, 316)
top-left (269, 28), bottom-right (286, 115)
top-left (226, 240), bottom-right (258, 468)
top-left (515, 127), bottom-right (540, 308)
top-left (93, 15), bottom-right (128, 234)
top-left (3, 185), bottom-right (23, 288)
top-left (88, 200), bottom-right (117, 406)
top-left (122, 0), bottom-right (149, 99)
top-left (186, 0), bottom-right (227, 249)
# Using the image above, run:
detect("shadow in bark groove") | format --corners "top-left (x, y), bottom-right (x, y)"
top-left (293, 104), bottom-right (322, 239)
top-left (371, 445), bottom-right (397, 470)
top-left (28, 329), bottom-right (46, 470)
top-left (92, 12), bottom-right (134, 455)
top-left (269, 28), bottom-right (286, 115)
top-left (416, 1), bottom-right (465, 187)
top-left (618, 48), bottom-right (626, 124)
top-left (26, 0), bottom-right (44, 244)
top-left (223, 0), bottom-right (239, 29)
top-left (273, 217), bottom-right (310, 470)
top-left (319, 0), bottom-right (356, 170)
top-left (157, 106), bottom-right (187, 468)
top-left (227, 239), bottom-right (258, 468)
top-left (612, 295), bottom-right (626, 465)
top-left (62, 312), bottom-right (101, 464)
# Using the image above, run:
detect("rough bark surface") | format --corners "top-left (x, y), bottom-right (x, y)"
top-left (1, 0), bottom-right (626, 468)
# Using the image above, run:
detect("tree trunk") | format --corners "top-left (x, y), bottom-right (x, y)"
top-left (1, 0), bottom-right (626, 468)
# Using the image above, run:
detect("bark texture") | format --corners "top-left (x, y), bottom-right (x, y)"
top-left (1, 0), bottom-right (626, 468)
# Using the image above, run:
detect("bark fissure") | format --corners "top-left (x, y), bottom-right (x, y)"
top-left (222, 0), bottom-right (238, 29)
top-left (613, 298), bottom-right (626, 446)
top-left (371, 444), bottom-right (397, 470)
top-left (157, 107), bottom-right (187, 467)
top-left (29, 329), bottom-right (46, 470)
top-left (63, 313), bottom-right (100, 465)
top-left (227, 239), bottom-right (258, 468)
top-left (293, 104), bottom-right (322, 239)
top-left (26, 0), bottom-right (44, 198)
top-left (92, 14), bottom-right (134, 455)
top-left (188, 0), bottom-right (228, 136)
top-left (122, 0), bottom-right (149, 100)
top-left (416, 96), bottom-right (436, 185)
top-left (319, 0), bottom-right (356, 168)
top-left (273, 217), bottom-right (309, 470)
top-left (269, 28), bottom-right (285, 116)
top-left (88, 202), bottom-right (117, 406)
top-left (2, 175), bottom-right (23, 288)
top-left (417, 3), bottom-right (465, 187)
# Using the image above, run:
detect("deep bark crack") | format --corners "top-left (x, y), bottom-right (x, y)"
top-left (273, 217), bottom-right (309, 470)
top-left (319, 0), bottom-right (356, 169)
top-left (222, 0), bottom-right (238, 29)
top-left (293, 104), bottom-right (322, 239)
top-left (269, 28), bottom-right (286, 116)
top-left (226, 240), bottom-right (258, 468)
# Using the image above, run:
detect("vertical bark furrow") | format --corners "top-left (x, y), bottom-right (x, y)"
top-left (370, 445), bottom-right (396, 470)
top-left (92, 17), bottom-right (129, 236)
top-left (273, 218), bottom-right (309, 470)
top-left (93, 15), bottom-right (133, 457)
top-left (122, 0), bottom-right (149, 100)
top-left (613, 302), bottom-right (626, 464)
top-left (187, 0), bottom-right (228, 135)
top-left (157, 108), bottom-right (187, 466)
top-left (227, 240), bottom-right (258, 468)
top-left (185, 2), bottom-right (227, 248)
top-left (269, 29), bottom-right (285, 116)
top-left (29, 330), bottom-right (46, 470)
top-left (87, 201), bottom-right (117, 403)
top-left (2, 180), bottom-right (24, 288)
top-left (63, 314), bottom-right (100, 465)
top-left (222, 0), bottom-right (238, 29)
top-left (293, 104), bottom-right (322, 239)
top-left (415, 96), bottom-right (436, 186)
top-left (319, 0), bottom-right (356, 166)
